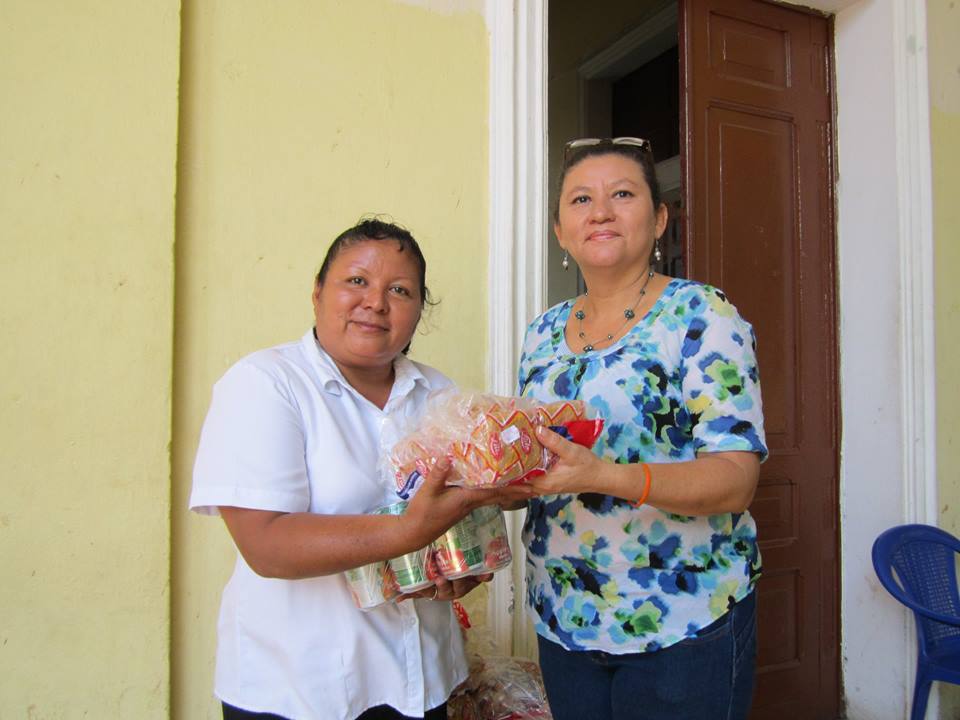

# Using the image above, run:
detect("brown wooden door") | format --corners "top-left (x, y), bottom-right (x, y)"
top-left (680, 1), bottom-right (839, 718)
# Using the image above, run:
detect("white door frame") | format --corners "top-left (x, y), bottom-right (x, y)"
top-left (485, 0), bottom-right (547, 660)
top-left (484, 0), bottom-right (936, 716)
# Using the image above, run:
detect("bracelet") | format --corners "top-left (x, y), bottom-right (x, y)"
top-left (627, 463), bottom-right (652, 508)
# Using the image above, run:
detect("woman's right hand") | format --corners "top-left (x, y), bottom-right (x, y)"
top-left (401, 458), bottom-right (534, 548)
top-left (524, 425), bottom-right (610, 496)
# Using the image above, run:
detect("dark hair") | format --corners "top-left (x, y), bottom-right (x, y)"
top-left (315, 217), bottom-right (433, 308)
top-left (552, 142), bottom-right (663, 222)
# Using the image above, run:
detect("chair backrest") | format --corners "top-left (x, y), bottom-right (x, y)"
top-left (872, 524), bottom-right (960, 656)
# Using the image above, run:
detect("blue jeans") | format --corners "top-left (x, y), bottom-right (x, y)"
top-left (537, 591), bottom-right (757, 720)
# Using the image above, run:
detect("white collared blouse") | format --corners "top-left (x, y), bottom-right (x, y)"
top-left (190, 330), bottom-right (465, 720)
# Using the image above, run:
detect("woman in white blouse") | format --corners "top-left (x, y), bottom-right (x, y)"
top-left (190, 218), bottom-right (531, 720)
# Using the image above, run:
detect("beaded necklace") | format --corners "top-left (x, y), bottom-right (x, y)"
top-left (574, 270), bottom-right (655, 352)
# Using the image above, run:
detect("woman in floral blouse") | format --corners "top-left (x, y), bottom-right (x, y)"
top-left (517, 138), bottom-right (767, 720)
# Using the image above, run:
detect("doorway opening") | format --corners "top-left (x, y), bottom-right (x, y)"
top-left (544, 2), bottom-right (841, 717)
top-left (547, 1), bottom-right (680, 307)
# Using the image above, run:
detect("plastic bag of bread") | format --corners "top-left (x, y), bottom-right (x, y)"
top-left (389, 389), bottom-right (604, 496)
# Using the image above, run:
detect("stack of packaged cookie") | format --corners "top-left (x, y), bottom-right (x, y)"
top-left (389, 389), bottom-right (604, 497)
top-left (344, 502), bottom-right (512, 611)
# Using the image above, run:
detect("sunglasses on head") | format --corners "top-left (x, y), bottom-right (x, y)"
top-left (562, 136), bottom-right (653, 163)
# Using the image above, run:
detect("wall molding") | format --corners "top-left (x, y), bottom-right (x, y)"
top-left (485, 0), bottom-right (547, 659)
top-left (893, 0), bottom-right (937, 526)
top-left (892, 1), bottom-right (937, 714)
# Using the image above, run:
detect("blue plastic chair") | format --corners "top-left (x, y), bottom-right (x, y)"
top-left (872, 524), bottom-right (960, 720)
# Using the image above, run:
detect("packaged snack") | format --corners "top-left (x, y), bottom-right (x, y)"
top-left (471, 506), bottom-right (512, 572)
top-left (432, 512), bottom-right (486, 579)
top-left (345, 503), bottom-right (513, 610)
top-left (344, 560), bottom-right (401, 610)
top-left (389, 390), bottom-right (604, 494)
top-left (448, 654), bottom-right (554, 720)
top-left (375, 500), bottom-right (435, 592)
top-left (432, 505), bottom-right (514, 578)
top-left (447, 692), bottom-right (482, 720)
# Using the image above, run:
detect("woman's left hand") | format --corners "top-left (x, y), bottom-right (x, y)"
top-left (399, 573), bottom-right (494, 603)
top-left (525, 425), bottom-right (609, 496)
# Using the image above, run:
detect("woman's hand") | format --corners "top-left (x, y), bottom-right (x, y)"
top-left (401, 458), bottom-right (535, 549)
top-left (398, 573), bottom-right (494, 603)
top-left (523, 425), bottom-right (610, 496)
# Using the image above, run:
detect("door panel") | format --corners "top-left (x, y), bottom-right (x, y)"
top-left (708, 107), bottom-right (799, 447)
top-left (681, 1), bottom-right (838, 718)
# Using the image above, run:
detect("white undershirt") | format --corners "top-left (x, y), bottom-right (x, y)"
top-left (190, 330), bottom-right (465, 719)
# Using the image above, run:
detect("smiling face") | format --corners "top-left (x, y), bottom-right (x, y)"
top-left (554, 152), bottom-right (668, 274)
top-left (312, 239), bottom-right (423, 376)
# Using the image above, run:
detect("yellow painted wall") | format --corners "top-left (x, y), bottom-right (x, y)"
top-left (929, 0), bottom-right (960, 715)
top-left (0, 1), bottom-right (181, 718)
top-left (930, 2), bottom-right (960, 531)
top-left (24, 2), bottom-right (960, 718)
top-left (171, 1), bottom-right (490, 716)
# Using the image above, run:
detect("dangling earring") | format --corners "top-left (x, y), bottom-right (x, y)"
top-left (562, 250), bottom-right (570, 271)
top-left (653, 238), bottom-right (663, 264)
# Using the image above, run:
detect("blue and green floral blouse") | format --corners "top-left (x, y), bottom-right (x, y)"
top-left (518, 279), bottom-right (767, 654)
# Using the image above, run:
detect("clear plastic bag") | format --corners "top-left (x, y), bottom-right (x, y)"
top-left (432, 505), bottom-right (512, 579)
top-left (344, 559), bottom-right (401, 610)
top-left (344, 504), bottom-right (513, 611)
top-left (387, 389), bottom-right (604, 495)
top-left (448, 655), bottom-right (554, 720)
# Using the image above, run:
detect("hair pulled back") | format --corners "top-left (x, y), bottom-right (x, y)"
top-left (315, 217), bottom-right (433, 308)
top-left (552, 142), bottom-right (663, 222)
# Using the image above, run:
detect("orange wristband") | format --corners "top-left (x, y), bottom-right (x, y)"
top-left (628, 463), bottom-right (652, 508)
